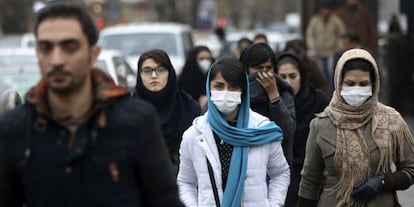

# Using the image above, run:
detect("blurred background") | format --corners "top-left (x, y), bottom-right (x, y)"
top-left (0, 0), bottom-right (412, 114)
top-left (0, 0), bottom-right (413, 205)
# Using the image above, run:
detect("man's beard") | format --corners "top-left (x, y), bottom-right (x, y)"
top-left (46, 67), bottom-right (87, 95)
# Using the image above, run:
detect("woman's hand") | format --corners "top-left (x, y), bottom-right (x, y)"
top-left (256, 70), bottom-right (280, 102)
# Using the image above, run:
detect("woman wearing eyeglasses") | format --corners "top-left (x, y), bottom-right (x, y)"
top-left (134, 49), bottom-right (201, 174)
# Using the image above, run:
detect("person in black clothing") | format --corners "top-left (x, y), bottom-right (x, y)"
top-left (239, 42), bottom-right (296, 165)
top-left (0, 2), bottom-right (184, 206)
top-left (178, 45), bottom-right (214, 110)
top-left (275, 52), bottom-right (329, 207)
top-left (134, 49), bottom-right (201, 174)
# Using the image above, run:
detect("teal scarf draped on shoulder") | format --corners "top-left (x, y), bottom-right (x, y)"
top-left (206, 70), bottom-right (283, 207)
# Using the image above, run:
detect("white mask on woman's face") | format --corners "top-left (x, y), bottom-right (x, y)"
top-left (210, 90), bottom-right (242, 115)
top-left (198, 59), bottom-right (212, 74)
top-left (340, 86), bottom-right (372, 107)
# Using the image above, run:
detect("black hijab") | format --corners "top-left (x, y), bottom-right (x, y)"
top-left (134, 49), bottom-right (201, 147)
top-left (178, 46), bottom-right (213, 101)
top-left (275, 52), bottom-right (328, 164)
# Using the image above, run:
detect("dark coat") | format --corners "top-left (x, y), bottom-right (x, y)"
top-left (276, 52), bottom-right (329, 207)
top-left (0, 71), bottom-right (184, 207)
top-left (249, 74), bottom-right (296, 165)
top-left (239, 43), bottom-right (297, 166)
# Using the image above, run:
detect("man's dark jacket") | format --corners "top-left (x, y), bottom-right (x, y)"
top-left (0, 69), bottom-right (184, 207)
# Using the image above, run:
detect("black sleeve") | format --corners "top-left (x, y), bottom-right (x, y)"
top-left (383, 171), bottom-right (412, 191)
top-left (268, 88), bottom-right (296, 165)
top-left (133, 105), bottom-right (184, 207)
top-left (296, 196), bottom-right (318, 207)
top-left (0, 123), bottom-right (24, 207)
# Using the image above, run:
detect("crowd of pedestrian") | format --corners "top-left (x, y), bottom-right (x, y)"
top-left (1, 1), bottom-right (413, 207)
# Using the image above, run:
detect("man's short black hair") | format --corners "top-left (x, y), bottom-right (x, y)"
top-left (34, 1), bottom-right (99, 46)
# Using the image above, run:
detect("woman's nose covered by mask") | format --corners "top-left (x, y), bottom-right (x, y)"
top-left (210, 90), bottom-right (242, 115)
top-left (340, 86), bottom-right (372, 107)
top-left (198, 59), bottom-right (212, 74)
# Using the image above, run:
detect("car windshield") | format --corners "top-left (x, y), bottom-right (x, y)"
top-left (0, 69), bottom-right (40, 97)
top-left (0, 36), bottom-right (22, 48)
top-left (100, 33), bottom-right (179, 56)
top-left (0, 54), bottom-right (37, 66)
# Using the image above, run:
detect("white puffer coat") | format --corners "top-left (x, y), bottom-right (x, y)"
top-left (177, 110), bottom-right (290, 207)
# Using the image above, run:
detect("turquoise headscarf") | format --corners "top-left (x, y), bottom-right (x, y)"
top-left (206, 59), bottom-right (283, 207)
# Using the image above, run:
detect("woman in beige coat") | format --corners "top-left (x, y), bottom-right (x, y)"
top-left (297, 48), bottom-right (414, 207)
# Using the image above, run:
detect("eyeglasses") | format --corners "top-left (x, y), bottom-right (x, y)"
top-left (140, 66), bottom-right (168, 76)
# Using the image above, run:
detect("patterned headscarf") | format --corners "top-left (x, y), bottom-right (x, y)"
top-left (325, 49), bottom-right (414, 206)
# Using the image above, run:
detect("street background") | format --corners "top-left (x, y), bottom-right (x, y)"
top-left (0, 0), bottom-right (413, 206)
top-left (398, 115), bottom-right (414, 207)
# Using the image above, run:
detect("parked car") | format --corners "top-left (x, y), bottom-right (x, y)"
top-left (0, 47), bottom-right (37, 66)
top-left (0, 64), bottom-right (40, 98)
top-left (95, 50), bottom-right (136, 89)
top-left (0, 33), bottom-right (35, 49)
top-left (98, 22), bottom-right (194, 76)
top-left (0, 47), bottom-right (39, 97)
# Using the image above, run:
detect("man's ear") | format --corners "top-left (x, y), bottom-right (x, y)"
top-left (90, 45), bottom-right (101, 66)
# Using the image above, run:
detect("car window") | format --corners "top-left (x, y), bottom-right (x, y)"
top-left (0, 36), bottom-right (22, 48)
top-left (0, 54), bottom-right (37, 66)
top-left (0, 69), bottom-right (40, 97)
top-left (100, 33), bottom-right (178, 56)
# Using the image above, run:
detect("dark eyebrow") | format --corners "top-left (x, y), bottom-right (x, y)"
top-left (60, 39), bottom-right (80, 45)
top-left (213, 81), bottom-right (225, 86)
top-left (37, 38), bottom-right (80, 45)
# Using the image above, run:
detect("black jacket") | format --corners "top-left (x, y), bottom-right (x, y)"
top-left (0, 70), bottom-right (184, 207)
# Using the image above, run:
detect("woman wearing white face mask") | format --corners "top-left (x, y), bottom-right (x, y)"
top-left (298, 48), bottom-right (414, 207)
top-left (179, 46), bottom-right (214, 110)
top-left (177, 57), bottom-right (290, 207)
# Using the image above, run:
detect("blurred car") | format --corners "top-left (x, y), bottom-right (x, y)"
top-left (0, 64), bottom-right (41, 99)
top-left (226, 30), bottom-right (300, 53)
top-left (0, 47), bottom-right (37, 66)
top-left (0, 47), bottom-right (39, 98)
top-left (98, 22), bottom-right (194, 76)
top-left (95, 50), bottom-right (136, 89)
top-left (0, 33), bottom-right (35, 49)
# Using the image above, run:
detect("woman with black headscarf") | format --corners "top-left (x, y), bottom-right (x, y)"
top-left (274, 52), bottom-right (329, 207)
top-left (134, 49), bottom-right (201, 174)
top-left (178, 46), bottom-right (214, 110)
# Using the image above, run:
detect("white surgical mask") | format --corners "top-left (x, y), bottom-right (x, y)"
top-left (210, 90), bottom-right (242, 115)
top-left (340, 86), bottom-right (372, 107)
top-left (198, 59), bottom-right (211, 74)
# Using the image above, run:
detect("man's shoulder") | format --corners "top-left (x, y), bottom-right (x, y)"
top-left (106, 96), bottom-right (157, 120)
top-left (0, 103), bottom-right (33, 137)
top-left (0, 103), bottom-right (32, 123)
top-left (110, 96), bottom-right (154, 111)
